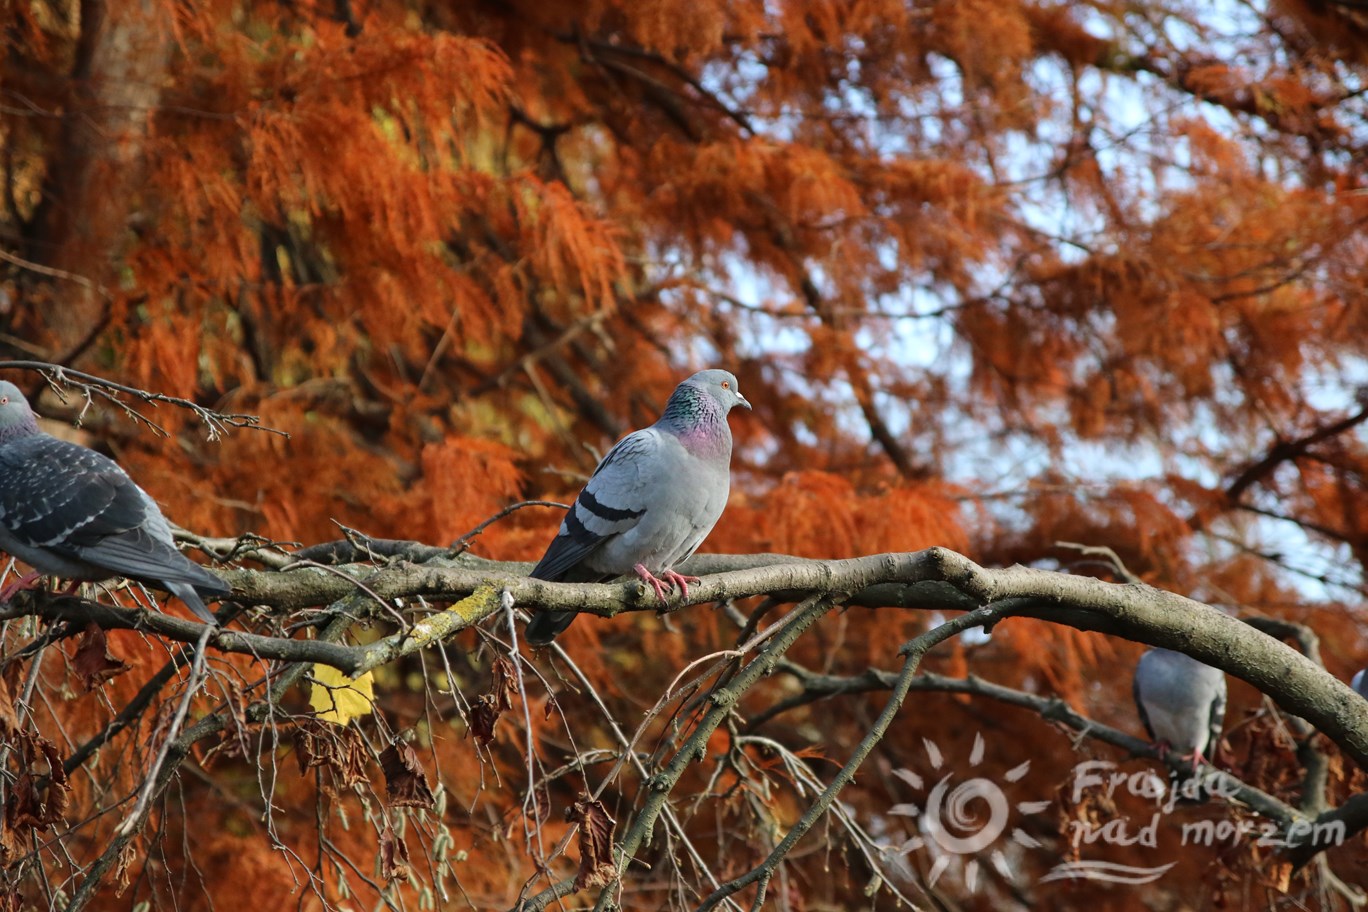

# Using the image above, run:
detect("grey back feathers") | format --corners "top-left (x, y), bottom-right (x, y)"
top-left (1353, 668), bottom-right (1368, 699)
top-left (0, 381), bottom-right (228, 624)
top-left (1132, 647), bottom-right (1227, 760)
top-left (525, 370), bottom-right (750, 644)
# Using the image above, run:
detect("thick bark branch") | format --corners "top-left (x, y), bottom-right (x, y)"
top-left (11, 547), bottom-right (1365, 771)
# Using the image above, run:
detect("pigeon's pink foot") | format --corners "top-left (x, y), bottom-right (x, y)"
top-left (660, 569), bottom-right (701, 600)
top-left (0, 571), bottom-right (42, 604)
top-left (1185, 748), bottom-right (1212, 772)
top-left (633, 564), bottom-right (673, 606)
top-left (1148, 739), bottom-right (1172, 761)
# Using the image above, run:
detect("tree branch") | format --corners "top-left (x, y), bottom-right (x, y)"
top-left (12, 547), bottom-right (1367, 770)
top-left (759, 662), bottom-right (1306, 837)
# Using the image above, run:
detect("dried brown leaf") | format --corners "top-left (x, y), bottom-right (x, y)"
top-left (567, 794), bottom-right (616, 892)
top-left (4, 733), bottom-right (68, 832)
top-left (36, 736), bottom-right (68, 824)
top-left (379, 740), bottom-right (434, 809)
top-left (0, 670), bottom-right (16, 739)
top-left (468, 695), bottom-right (501, 747)
top-left (114, 841), bottom-right (138, 896)
top-left (379, 823), bottom-right (411, 882)
top-left (72, 622), bottom-right (130, 690)
top-left (468, 655), bottom-right (517, 746)
top-left (3, 771), bottom-right (41, 832)
top-left (489, 655), bottom-right (514, 712)
top-left (293, 719), bottom-right (368, 794)
top-left (206, 681), bottom-right (253, 763)
top-left (0, 816), bottom-right (19, 867)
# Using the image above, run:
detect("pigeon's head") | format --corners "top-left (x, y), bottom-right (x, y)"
top-left (683, 369), bottom-right (751, 413)
top-left (0, 381), bottom-right (37, 437)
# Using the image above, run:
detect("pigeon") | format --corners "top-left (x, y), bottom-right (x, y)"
top-left (1352, 668), bottom-right (1368, 699)
top-left (0, 381), bottom-right (229, 624)
top-left (1132, 647), bottom-right (1227, 772)
top-left (524, 369), bottom-right (750, 644)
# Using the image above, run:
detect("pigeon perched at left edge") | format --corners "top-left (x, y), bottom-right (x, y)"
top-left (1352, 668), bottom-right (1368, 700)
top-left (0, 381), bottom-right (229, 625)
top-left (524, 369), bottom-right (750, 645)
top-left (1133, 647), bottom-right (1227, 772)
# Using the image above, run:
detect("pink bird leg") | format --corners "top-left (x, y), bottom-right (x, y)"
top-left (633, 564), bottom-right (673, 605)
top-left (660, 569), bottom-right (701, 600)
top-left (0, 570), bottom-right (42, 604)
top-left (633, 565), bottom-right (702, 605)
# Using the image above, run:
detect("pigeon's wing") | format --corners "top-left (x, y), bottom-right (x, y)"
top-left (1205, 676), bottom-right (1227, 757)
top-left (0, 436), bottom-right (227, 596)
top-left (529, 428), bottom-right (662, 582)
top-left (1132, 656), bottom-right (1158, 742)
top-left (0, 436), bottom-right (145, 555)
top-left (524, 429), bottom-right (668, 645)
top-left (74, 519), bottom-right (229, 592)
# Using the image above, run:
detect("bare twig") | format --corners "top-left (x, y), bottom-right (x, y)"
top-left (695, 605), bottom-right (1012, 911)
top-left (60, 613), bottom-right (355, 911)
top-left (115, 624), bottom-right (215, 836)
top-left (0, 360), bottom-right (286, 439)
top-left (0, 250), bottom-right (110, 299)
top-left (451, 500), bottom-right (570, 554)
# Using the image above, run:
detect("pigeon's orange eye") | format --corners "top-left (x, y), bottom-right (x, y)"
top-left (721, 381), bottom-right (730, 390)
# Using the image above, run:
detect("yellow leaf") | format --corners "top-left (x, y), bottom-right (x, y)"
top-left (310, 664), bottom-right (376, 725)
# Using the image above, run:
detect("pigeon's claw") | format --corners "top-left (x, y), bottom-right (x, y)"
top-left (634, 564), bottom-right (674, 606)
top-left (660, 569), bottom-right (701, 600)
top-left (1186, 748), bottom-right (1213, 772)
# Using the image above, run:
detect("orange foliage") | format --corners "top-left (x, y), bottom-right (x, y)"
top-left (1, 0), bottom-right (1367, 908)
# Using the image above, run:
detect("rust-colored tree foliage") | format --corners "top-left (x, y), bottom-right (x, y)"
top-left (2, 0), bottom-right (1368, 909)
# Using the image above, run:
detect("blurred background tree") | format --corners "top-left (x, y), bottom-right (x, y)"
top-left (2, 0), bottom-right (1367, 908)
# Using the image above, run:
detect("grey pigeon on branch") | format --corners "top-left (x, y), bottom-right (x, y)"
top-left (1352, 668), bottom-right (1368, 699)
top-left (524, 369), bottom-right (750, 645)
top-left (1132, 647), bottom-right (1227, 771)
top-left (0, 381), bottom-right (229, 625)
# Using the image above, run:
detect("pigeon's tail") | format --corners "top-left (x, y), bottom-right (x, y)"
top-left (524, 610), bottom-right (576, 645)
top-left (163, 578), bottom-right (223, 626)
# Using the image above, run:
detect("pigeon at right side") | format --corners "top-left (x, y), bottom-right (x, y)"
top-left (1132, 647), bottom-right (1227, 771)
top-left (524, 369), bottom-right (750, 645)
top-left (1352, 668), bottom-right (1368, 699)
top-left (0, 381), bottom-right (229, 625)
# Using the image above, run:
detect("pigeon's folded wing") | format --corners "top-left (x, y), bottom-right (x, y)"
top-left (0, 437), bottom-right (140, 552)
top-left (1206, 677), bottom-right (1227, 754)
top-left (0, 435), bottom-right (227, 595)
top-left (530, 429), bottom-right (662, 581)
top-left (1132, 667), bottom-right (1157, 742)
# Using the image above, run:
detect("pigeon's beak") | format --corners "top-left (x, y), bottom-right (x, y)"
top-left (736, 392), bottom-right (752, 410)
